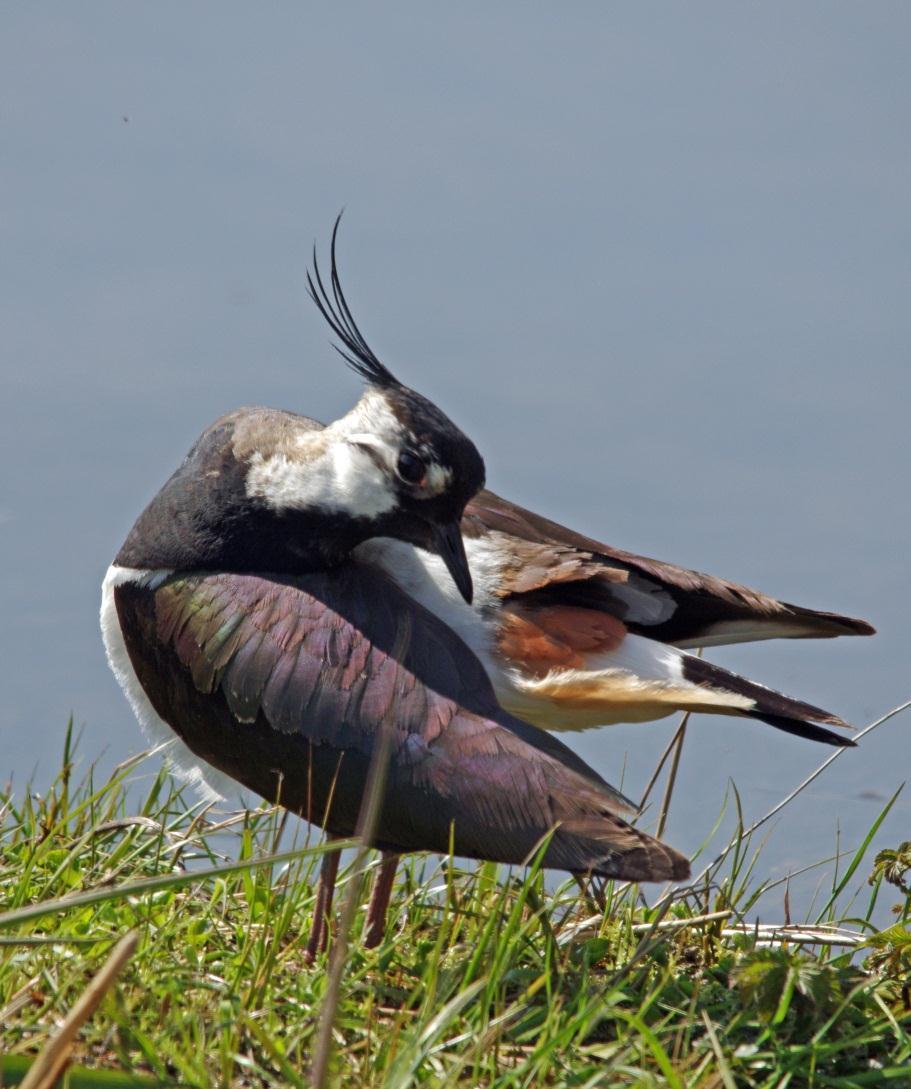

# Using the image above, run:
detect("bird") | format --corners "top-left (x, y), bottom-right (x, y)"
top-left (100, 221), bottom-right (691, 962)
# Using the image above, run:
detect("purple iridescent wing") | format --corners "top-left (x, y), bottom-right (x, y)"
top-left (115, 565), bottom-right (688, 881)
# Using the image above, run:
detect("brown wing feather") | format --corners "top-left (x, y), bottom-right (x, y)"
top-left (116, 566), bottom-right (688, 881)
top-left (464, 490), bottom-right (875, 646)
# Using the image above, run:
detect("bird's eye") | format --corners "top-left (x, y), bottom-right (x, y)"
top-left (396, 450), bottom-right (426, 486)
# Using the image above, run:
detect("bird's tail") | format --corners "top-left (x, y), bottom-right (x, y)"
top-left (677, 651), bottom-right (855, 745)
top-left (512, 631), bottom-right (856, 746)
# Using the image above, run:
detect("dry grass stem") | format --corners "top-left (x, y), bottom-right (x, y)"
top-left (18, 930), bottom-right (138, 1089)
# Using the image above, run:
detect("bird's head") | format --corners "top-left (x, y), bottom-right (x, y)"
top-left (116, 219), bottom-right (485, 603)
top-left (243, 219), bottom-right (485, 600)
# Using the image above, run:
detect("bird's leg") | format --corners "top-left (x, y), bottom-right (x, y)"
top-left (304, 837), bottom-right (342, 964)
top-left (573, 873), bottom-right (608, 914)
top-left (364, 852), bottom-right (399, 949)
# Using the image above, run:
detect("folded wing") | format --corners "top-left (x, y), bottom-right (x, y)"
top-left (114, 565), bottom-right (689, 882)
top-left (465, 490), bottom-right (874, 648)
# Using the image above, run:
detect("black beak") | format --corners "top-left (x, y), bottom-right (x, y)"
top-left (431, 521), bottom-right (474, 604)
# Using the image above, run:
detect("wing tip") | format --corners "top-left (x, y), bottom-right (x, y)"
top-left (606, 845), bottom-right (691, 883)
top-left (552, 815), bottom-right (692, 883)
top-left (784, 607), bottom-right (876, 639)
top-left (751, 711), bottom-right (859, 747)
top-left (648, 849), bottom-right (691, 882)
top-left (581, 846), bottom-right (691, 883)
top-left (825, 615), bottom-right (876, 638)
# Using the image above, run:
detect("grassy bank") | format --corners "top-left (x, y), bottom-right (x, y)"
top-left (2, 723), bottom-right (910, 1088)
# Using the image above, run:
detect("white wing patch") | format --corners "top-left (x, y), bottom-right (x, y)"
top-left (607, 572), bottom-right (676, 626)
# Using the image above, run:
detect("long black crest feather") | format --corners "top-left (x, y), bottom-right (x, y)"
top-left (306, 214), bottom-right (401, 389)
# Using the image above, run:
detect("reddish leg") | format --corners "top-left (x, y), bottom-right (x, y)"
top-left (304, 839), bottom-right (341, 964)
top-left (364, 852), bottom-right (399, 949)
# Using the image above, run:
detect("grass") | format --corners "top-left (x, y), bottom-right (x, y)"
top-left (2, 717), bottom-right (911, 1088)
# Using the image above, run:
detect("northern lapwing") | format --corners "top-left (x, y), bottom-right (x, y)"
top-left (101, 222), bottom-right (690, 961)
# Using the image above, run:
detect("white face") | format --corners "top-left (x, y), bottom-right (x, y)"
top-left (244, 390), bottom-right (453, 521)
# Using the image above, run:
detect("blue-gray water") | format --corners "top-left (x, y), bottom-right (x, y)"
top-left (2, 5), bottom-right (909, 921)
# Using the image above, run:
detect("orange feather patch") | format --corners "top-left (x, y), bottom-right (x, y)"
top-left (496, 605), bottom-right (627, 678)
